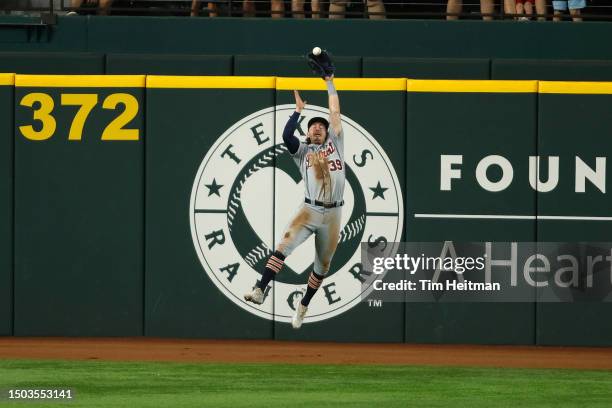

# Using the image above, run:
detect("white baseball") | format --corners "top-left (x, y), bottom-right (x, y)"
top-left (312, 47), bottom-right (321, 56)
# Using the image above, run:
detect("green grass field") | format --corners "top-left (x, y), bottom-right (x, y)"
top-left (1, 359), bottom-right (611, 407)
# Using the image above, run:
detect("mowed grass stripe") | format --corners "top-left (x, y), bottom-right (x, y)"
top-left (0, 360), bottom-right (611, 408)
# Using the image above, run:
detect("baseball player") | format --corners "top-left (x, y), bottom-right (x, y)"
top-left (244, 71), bottom-right (344, 329)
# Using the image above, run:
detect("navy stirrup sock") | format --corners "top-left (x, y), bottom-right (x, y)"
top-left (301, 272), bottom-right (324, 306)
top-left (257, 251), bottom-right (286, 290)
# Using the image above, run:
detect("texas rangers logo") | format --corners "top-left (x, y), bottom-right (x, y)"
top-left (190, 105), bottom-right (403, 323)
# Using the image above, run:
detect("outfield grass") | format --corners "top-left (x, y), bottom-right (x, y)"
top-left (0, 359), bottom-right (611, 407)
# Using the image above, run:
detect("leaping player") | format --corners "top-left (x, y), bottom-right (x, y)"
top-left (244, 72), bottom-right (345, 329)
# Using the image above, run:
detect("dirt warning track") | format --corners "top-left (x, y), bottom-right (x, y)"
top-left (1, 338), bottom-right (611, 370)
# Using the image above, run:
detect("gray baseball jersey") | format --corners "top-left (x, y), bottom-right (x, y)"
top-left (274, 126), bottom-right (345, 276)
top-left (291, 127), bottom-right (345, 204)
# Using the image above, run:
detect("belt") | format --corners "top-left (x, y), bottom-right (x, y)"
top-left (305, 198), bottom-right (344, 208)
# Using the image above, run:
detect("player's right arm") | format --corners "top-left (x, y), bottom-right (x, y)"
top-left (282, 90), bottom-right (306, 155)
top-left (325, 75), bottom-right (342, 136)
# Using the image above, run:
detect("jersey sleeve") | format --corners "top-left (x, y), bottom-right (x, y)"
top-left (291, 141), bottom-right (307, 167)
top-left (328, 126), bottom-right (344, 159)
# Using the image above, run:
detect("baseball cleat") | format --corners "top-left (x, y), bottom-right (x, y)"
top-left (244, 287), bottom-right (264, 304)
top-left (292, 303), bottom-right (308, 329)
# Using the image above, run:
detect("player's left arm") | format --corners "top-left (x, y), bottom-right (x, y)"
top-left (325, 75), bottom-right (342, 136)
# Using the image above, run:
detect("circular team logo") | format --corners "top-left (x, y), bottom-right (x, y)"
top-left (190, 105), bottom-right (403, 323)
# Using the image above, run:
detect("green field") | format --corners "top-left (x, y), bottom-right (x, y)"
top-left (0, 360), bottom-right (611, 407)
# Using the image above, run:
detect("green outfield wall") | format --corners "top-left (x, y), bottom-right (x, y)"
top-left (145, 77), bottom-right (276, 339)
top-left (5, 50), bottom-right (612, 83)
top-left (2, 17), bottom-right (612, 61)
top-left (536, 82), bottom-right (612, 346)
top-left (2, 74), bottom-right (612, 345)
top-left (13, 75), bottom-right (144, 336)
top-left (1, 16), bottom-right (612, 82)
top-left (0, 74), bottom-right (13, 336)
top-left (405, 80), bottom-right (538, 344)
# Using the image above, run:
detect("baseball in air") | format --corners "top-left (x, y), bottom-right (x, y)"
top-left (312, 47), bottom-right (322, 56)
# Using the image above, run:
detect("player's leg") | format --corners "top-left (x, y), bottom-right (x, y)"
top-left (245, 205), bottom-right (319, 304)
top-left (292, 207), bottom-right (341, 328)
top-left (308, 208), bottom-right (341, 304)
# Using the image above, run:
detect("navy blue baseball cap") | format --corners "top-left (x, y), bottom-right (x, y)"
top-left (307, 117), bottom-right (329, 130)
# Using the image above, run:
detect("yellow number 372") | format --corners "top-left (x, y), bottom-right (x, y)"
top-left (19, 93), bottom-right (140, 141)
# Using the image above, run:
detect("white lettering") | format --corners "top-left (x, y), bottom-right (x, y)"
top-left (554, 254), bottom-right (579, 288)
top-left (524, 254), bottom-right (550, 287)
top-left (576, 156), bottom-right (606, 193)
top-left (485, 242), bottom-right (517, 285)
top-left (476, 155), bottom-right (514, 192)
top-left (440, 155), bottom-right (463, 191)
top-left (529, 156), bottom-right (559, 192)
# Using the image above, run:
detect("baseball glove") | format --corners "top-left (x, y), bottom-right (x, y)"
top-left (307, 49), bottom-right (335, 79)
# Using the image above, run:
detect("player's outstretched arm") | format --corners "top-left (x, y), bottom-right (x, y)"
top-left (325, 75), bottom-right (342, 136)
top-left (281, 90), bottom-right (305, 154)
